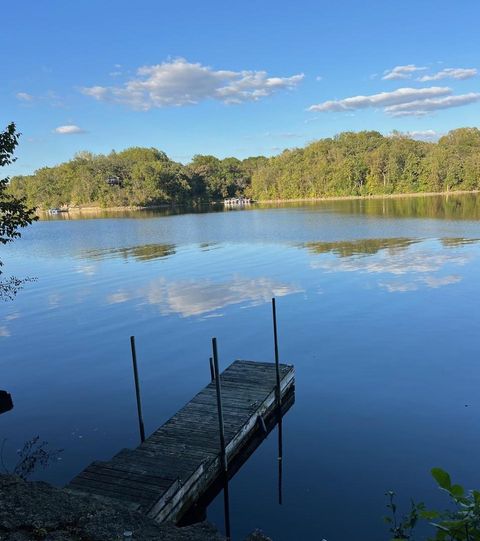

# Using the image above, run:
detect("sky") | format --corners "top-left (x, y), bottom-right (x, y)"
top-left (2, 0), bottom-right (480, 176)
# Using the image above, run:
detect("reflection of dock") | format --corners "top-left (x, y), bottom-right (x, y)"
top-left (67, 360), bottom-right (294, 524)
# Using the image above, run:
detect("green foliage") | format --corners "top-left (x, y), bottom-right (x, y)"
top-left (8, 148), bottom-right (264, 209)
top-left (7, 128), bottom-right (480, 209)
top-left (0, 123), bottom-right (38, 299)
top-left (385, 469), bottom-right (480, 540)
top-left (251, 129), bottom-right (480, 200)
top-left (384, 490), bottom-right (424, 540)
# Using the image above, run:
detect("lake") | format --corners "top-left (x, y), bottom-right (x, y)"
top-left (1, 194), bottom-right (480, 540)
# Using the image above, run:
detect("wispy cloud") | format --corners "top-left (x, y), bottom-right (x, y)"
top-left (385, 93), bottom-right (480, 117)
top-left (309, 86), bottom-right (480, 117)
top-left (419, 67), bottom-right (477, 82)
top-left (382, 64), bottom-right (427, 80)
top-left (16, 92), bottom-right (34, 101)
top-left (54, 124), bottom-right (86, 134)
top-left (81, 58), bottom-right (304, 110)
top-left (308, 86), bottom-right (450, 112)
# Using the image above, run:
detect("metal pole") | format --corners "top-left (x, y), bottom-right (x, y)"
top-left (212, 338), bottom-right (227, 471)
top-left (272, 298), bottom-right (281, 409)
top-left (212, 337), bottom-right (230, 539)
top-left (130, 336), bottom-right (146, 443)
top-left (209, 356), bottom-right (215, 382)
top-left (278, 416), bottom-right (283, 505)
top-left (272, 298), bottom-right (283, 505)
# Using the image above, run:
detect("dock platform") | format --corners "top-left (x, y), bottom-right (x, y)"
top-left (67, 360), bottom-right (295, 523)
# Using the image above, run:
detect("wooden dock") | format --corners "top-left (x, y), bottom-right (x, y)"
top-left (67, 360), bottom-right (295, 523)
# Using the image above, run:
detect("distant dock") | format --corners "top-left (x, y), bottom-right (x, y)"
top-left (223, 197), bottom-right (253, 206)
top-left (67, 360), bottom-right (295, 524)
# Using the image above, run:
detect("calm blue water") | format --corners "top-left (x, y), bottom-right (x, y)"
top-left (1, 195), bottom-right (480, 540)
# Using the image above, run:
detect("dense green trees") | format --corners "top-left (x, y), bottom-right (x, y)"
top-left (8, 148), bottom-right (263, 208)
top-left (7, 128), bottom-right (480, 209)
top-left (251, 128), bottom-right (480, 200)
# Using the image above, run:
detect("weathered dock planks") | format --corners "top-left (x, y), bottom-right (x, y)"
top-left (67, 360), bottom-right (295, 523)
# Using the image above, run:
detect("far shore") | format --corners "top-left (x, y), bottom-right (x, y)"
top-left (38, 189), bottom-right (480, 214)
top-left (255, 189), bottom-right (480, 205)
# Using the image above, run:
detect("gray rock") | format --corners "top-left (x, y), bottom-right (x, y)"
top-left (244, 531), bottom-right (272, 541)
top-left (0, 474), bottom-right (224, 541)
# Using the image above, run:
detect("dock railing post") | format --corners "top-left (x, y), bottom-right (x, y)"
top-left (272, 298), bottom-right (283, 505)
top-left (211, 337), bottom-right (231, 540)
top-left (272, 298), bottom-right (281, 409)
top-left (209, 356), bottom-right (215, 382)
top-left (130, 336), bottom-right (146, 444)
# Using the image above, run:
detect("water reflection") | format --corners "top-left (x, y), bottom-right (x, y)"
top-left (307, 238), bottom-right (472, 293)
top-left (38, 205), bottom-right (223, 221)
top-left (441, 238), bottom-right (480, 248)
top-left (303, 238), bottom-right (417, 257)
top-left (279, 193), bottom-right (480, 220)
top-left (83, 243), bottom-right (176, 262)
top-left (108, 276), bottom-right (302, 317)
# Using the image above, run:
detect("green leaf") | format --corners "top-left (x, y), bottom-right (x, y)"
top-left (450, 483), bottom-right (465, 498)
top-left (431, 468), bottom-right (452, 490)
top-left (420, 510), bottom-right (440, 520)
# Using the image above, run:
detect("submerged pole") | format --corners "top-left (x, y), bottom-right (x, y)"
top-left (211, 338), bottom-right (230, 539)
top-left (130, 336), bottom-right (146, 443)
top-left (271, 297), bottom-right (283, 505)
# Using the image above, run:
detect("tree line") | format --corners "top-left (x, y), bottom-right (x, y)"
top-left (7, 128), bottom-right (480, 208)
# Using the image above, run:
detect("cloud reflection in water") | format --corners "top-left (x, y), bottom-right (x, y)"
top-left (307, 237), bottom-right (475, 293)
top-left (107, 276), bottom-right (302, 317)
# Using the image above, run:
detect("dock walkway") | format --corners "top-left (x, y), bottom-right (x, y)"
top-left (67, 360), bottom-right (295, 523)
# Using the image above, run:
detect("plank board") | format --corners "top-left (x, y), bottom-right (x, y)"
top-left (67, 360), bottom-right (294, 523)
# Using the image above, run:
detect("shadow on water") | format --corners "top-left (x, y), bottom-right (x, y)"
top-left (180, 387), bottom-right (295, 529)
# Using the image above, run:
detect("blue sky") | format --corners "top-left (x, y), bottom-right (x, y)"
top-left (2, 0), bottom-right (480, 176)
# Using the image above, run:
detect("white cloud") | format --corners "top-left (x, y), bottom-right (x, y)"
top-left (309, 86), bottom-right (480, 117)
top-left (382, 64), bottom-right (427, 80)
top-left (81, 58), bottom-right (304, 110)
top-left (54, 124), bottom-right (86, 134)
top-left (419, 67), bottom-right (477, 82)
top-left (385, 93), bottom-right (480, 117)
top-left (403, 129), bottom-right (439, 141)
top-left (308, 86), bottom-right (450, 112)
top-left (16, 92), bottom-right (34, 101)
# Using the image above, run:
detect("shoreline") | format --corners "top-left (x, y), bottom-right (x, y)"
top-left (38, 189), bottom-right (480, 214)
top-left (255, 189), bottom-right (480, 205)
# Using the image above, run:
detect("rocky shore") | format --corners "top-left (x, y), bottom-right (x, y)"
top-left (0, 475), bottom-right (270, 541)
